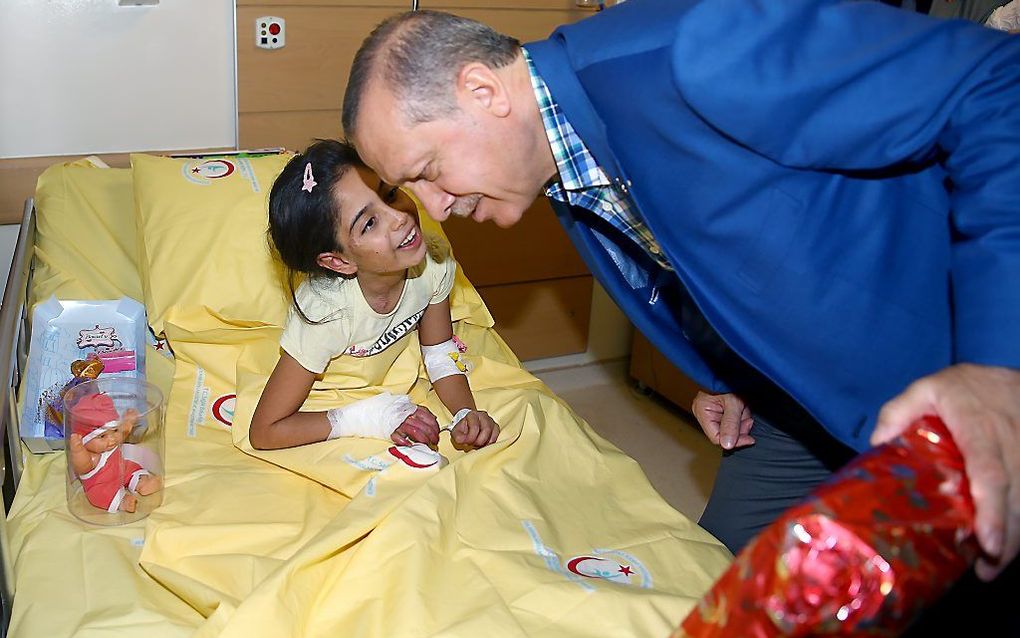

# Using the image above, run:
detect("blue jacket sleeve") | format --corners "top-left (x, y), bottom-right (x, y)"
top-left (672, 0), bottom-right (1020, 368)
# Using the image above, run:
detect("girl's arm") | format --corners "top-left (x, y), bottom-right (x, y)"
top-left (249, 352), bottom-right (330, 449)
top-left (250, 351), bottom-right (441, 449)
top-left (419, 299), bottom-right (499, 448)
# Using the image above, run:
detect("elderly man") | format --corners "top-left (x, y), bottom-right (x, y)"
top-left (342, 0), bottom-right (1020, 594)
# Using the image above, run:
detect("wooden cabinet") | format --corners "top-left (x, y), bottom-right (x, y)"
top-left (629, 330), bottom-right (706, 415)
top-left (440, 197), bottom-right (592, 360)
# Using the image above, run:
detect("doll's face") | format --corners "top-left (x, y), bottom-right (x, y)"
top-left (83, 427), bottom-right (127, 453)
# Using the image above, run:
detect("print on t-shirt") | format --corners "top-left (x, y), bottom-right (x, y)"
top-left (344, 308), bottom-right (426, 358)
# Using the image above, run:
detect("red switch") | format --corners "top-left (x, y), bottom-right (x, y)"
top-left (255, 16), bottom-right (286, 49)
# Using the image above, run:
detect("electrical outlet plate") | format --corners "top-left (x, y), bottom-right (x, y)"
top-left (256, 16), bottom-right (285, 49)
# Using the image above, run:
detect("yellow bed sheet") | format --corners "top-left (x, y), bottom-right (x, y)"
top-left (9, 160), bottom-right (731, 637)
top-left (10, 160), bottom-right (346, 637)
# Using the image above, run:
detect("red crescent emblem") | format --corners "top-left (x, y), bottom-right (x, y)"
top-left (566, 556), bottom-right (605, 578)
top-left (566, 556), bottom-right (633, 581)
top-left (211, 394), bottom-right (236, 426)
top-left (201, 159), bottom-right (235, 178)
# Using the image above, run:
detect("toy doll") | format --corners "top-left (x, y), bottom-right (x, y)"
top-left (68, 392), bottom-right (162, 513)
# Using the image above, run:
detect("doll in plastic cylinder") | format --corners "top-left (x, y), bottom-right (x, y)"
top-left (67, 392), bottom-right (163, 513)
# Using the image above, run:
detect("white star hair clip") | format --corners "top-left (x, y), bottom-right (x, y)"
top-left (301, 162), bottom-right (317, 193)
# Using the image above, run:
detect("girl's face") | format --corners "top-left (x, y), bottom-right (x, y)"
top-left (319, 166), bottom-right (427, 277)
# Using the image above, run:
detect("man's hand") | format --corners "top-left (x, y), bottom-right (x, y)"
top-left (872, 363), bottom-right (1020, 581)
top-left (392, 405), bottom-right (440, 446)
top-left (450, 409), bottom-right (500, 449)
top-left (691, 391), bottom-right (755, 450)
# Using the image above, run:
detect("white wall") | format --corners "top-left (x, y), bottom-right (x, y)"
top-left (0, 225), bottom-right (21, 297)
top-left (0, 0), bottom-right (237, 300)
top-left (0, 0), bottom-right (236, 158)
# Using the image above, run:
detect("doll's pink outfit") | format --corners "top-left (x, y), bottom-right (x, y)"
top-left (78, 447), bottom-right (146, 512)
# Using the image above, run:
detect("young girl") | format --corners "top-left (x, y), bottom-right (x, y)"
top-left (250, 140), bottom-right (499, 451)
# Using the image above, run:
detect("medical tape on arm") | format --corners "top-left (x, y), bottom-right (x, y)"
top-left (421, 338), bottom-right (469, 383)
top-left (326, 392), bottom-right (417, 440)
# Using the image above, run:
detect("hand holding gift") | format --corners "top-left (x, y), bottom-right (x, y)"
top-left (676, 416), bottom-right (978, 637)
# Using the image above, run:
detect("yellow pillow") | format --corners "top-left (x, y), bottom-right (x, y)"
top-left (130, 152), bottom-right (293, 337)
top-left (32, 159), bottom-right (143, 307)
top-left (30, 158), bottom-right (175, 401)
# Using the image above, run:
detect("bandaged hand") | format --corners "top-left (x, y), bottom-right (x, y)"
top-left (449, 409), bottom-right (500, 449)
top-left (326, 392), bottom-right (437, 444)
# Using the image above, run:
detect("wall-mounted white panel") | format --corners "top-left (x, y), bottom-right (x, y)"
top-left (0, 0), bottom-right (236, 158)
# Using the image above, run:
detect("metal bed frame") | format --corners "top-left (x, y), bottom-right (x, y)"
top-left (0, 198), bottom-right (37, 636)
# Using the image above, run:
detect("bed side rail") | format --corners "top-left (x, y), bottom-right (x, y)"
top-left (0, 198), bottom-right (36, 632)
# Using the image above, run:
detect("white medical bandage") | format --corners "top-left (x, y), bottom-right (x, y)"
top-left (421, 338), bottom-right (469, 383)
top-left (326, 392), bottom-right (417, 441)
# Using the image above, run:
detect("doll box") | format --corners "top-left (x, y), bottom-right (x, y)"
top-left (20, 297), bottom-right (148, 453)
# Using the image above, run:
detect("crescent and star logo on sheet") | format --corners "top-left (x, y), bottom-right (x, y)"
top-left (522, 521), bottom-right (653, 590)
top-left (564, 555), bottom-right (642, 584)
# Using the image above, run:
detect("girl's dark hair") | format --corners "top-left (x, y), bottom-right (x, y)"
top-left (268, 139), bottom-right (364, 322)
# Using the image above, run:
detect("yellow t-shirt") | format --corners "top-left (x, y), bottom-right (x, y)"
top-left (280, 240), bottom-right (457, 374)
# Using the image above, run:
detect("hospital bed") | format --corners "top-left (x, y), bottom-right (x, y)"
top-left (0, 153), bottom-right (730, 637)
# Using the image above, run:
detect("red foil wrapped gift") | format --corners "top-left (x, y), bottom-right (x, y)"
top-left (675, 416), bottom-right (978, 637)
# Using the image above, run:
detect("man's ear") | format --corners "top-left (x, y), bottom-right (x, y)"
top-left (458, 62), bottom-right (511, 118)
top-left (317, 251), bottom-right (357, 276)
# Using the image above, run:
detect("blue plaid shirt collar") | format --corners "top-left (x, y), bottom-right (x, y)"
top-left (522, 49), bottom-right (610, 194)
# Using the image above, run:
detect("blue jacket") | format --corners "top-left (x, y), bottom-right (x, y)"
top-left (526, 0), bottom-right (1020, 451)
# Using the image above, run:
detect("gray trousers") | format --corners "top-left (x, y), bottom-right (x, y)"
top-left (697, 413), bottom-right (854, 554)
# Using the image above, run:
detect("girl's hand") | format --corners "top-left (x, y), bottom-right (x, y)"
top-left (451, 410), bottom-right (500, 449)
top-left (391, 405), bottom-right (440, 446)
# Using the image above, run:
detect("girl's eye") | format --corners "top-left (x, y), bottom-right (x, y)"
top-left (383, 186), bottom-right (400, 203)
top-left (363, 216), bottom-right (376, 233)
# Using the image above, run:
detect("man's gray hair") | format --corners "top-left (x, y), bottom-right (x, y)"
top-left (342, 10), bottom-right (521, 139)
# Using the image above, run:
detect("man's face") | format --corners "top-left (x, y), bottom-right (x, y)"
top-left (354, 80), bottom-right (544, 229)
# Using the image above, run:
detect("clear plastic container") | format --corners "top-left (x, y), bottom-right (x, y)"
top-left (63, 377), bottom-right (165, 525)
